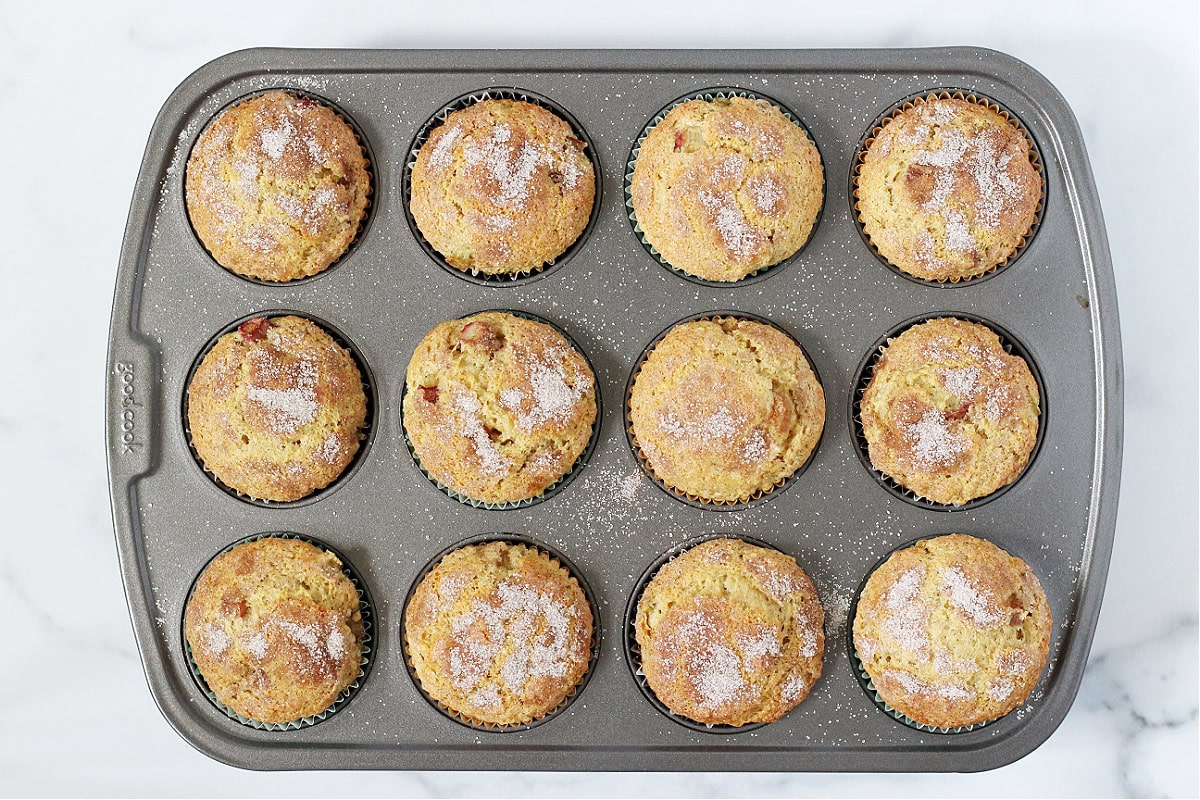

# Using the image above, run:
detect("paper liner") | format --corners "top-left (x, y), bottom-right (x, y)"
top-left (849, 89), bottom-right (1046, 285)
top-left (846, 534), bottom-right (1010, 735)
top-left (624, 87), bottom-right (826, 287)
top-left (183, 88), bottom-right (376, 286)
top-left (624, 533), bottom-right (808, 733)
top-left (399, 310), bottom-right (602, 510)
top-left (400, 87), bottom-right (602, 286)
top-left (624, 311), bottom-right (824, 511)
top-left (848, 312), bottom-right (1046, 512)
top-left (399, 534), bottom-right (601, 732)
top-left (182, 310), bottom-right (376, 508)
top-left (182, 532), bottom-right (375, 731)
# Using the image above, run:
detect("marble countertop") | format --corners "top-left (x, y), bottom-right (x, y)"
top-left (1, 1), bottom-right (1195, 796)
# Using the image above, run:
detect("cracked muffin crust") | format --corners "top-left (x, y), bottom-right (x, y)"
top-left (852, 533), bottom-right (1052, 729)
top-left (859, 317), bottom-right (1039, 506)
top-left (409, 99), bottom-right (596, 276)
top-left (628, 317), bottom-right (824, 504)
top-left (635, 538), bottom-right (825, 726)
top-left (404, 541), bottom-right (593, 727)
top-left (630, 95), bottom-right (824, 282)
top-left (402, 312), bottom-right (597, 505)
top-left (186, 315), bottom-right (368, 502)
top-left (855, 96), bottom-right (1042, 282)
top-left (184, 537), bottom-right (365, 725)
top-left (185, 91), bottom-right (371, 282)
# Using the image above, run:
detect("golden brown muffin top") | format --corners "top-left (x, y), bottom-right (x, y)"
top-left (860, 318), bottom-right (1039, 506)
top-left (635, 539), bottom-right (824, 726)
top-left (184, 538), bottom-right (365, 724)
top-left (404, 541), bottom-right (594, 726)
top-left (630, 96), bottom-right (824, 282)
top-left (410, 99), bottom-right (595, 275)
top-left (856, 97), bottom-right (1041, 281)
top-left (853, 534), bottom-right (1052, 729)
top-left (403, 312), bottom-right (596, 505)
top-left (185, 91), bottom-right (371, 282)
top-left (186, 315), bottom-right (367, 502)
top-left (629, 318), bottom-right (825, 503)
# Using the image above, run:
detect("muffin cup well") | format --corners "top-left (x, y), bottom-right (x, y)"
top-left (401, 87), bottom-right (603, 287)
top-left (849, 89), bottom-right (1046, 287)
top-left (399, 533), bottom-right (602, 732)
top-left (848, 312), bottom-right (1047, 512)
top-left (181, 532), bottom-right (376, 732)
top-left (624, 533), bottom-right (801, 734)
top-left (624, 311), bottom-right (824, 511)
top-left (400, 310), bottom-right (603, 510)
top-left (181, 310), bottom-right (377, 508)
top-left (846, 533), bottom-right (1021, 735)
top-left (624, 87), bottom-right (826, 288)
top-left (183, 88), bottom-right (376, 287)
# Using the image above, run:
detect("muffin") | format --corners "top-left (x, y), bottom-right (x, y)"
top-left (186, 91), bottom-right (371, 282)
top-left (855, 95), bottom-right (1042, 281)
top-left (409, 99), bottom-right (596, 276)
top-left (187, 315), bottom-right (368, 502)
top-left (628, 317), bottom-right (824, 504)
top-left (404, 541), bottom-right (594, 727)
top-left (634, 538), bottom-right (824, 726)
top-left (630, 95), bottom-right (824, 282)
top-left (859, 317), bottom-right (1039, 506)
top-left (403, 312), bottom-right (597, 505)
top-left (852, 534), bottom-right (1052, 729)
top-left (184, 537), bottom-right (366, 725)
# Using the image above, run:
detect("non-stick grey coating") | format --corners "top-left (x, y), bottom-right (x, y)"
top-left (106, 47), bottom-right (1122, 772)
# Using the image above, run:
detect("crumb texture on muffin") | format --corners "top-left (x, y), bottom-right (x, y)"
top-left (635, 538), bottom-right (824, 726)
top-left (860, 317), bottom-right (1039, 506)
top-left (186, 91), bottom-right (371, 282)
top-left (631, 96), bottom-right (824, 282)
top-left (852, 533), bottom-right (1052, 729)
top-left (403, 311), bottom-right (596, 505)
top-left (404, 541), bottom-right (594, 726)
top-left (187, 315), bottom-right (367, 502)
top-left (410, 99), bottom-right (596, 275)
top-left (184, 537), bottom-right (365, 724)
top-left (629, 317), bottom-right (824, 503)
top-left (856, 96), bottom-right (1041, 281)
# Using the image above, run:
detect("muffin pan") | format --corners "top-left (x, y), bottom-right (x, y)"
top-left (106, 48), bottom-right (1121, 771)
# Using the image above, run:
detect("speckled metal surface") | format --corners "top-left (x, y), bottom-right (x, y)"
top-left (106, 48), bottom-right (1122, 772)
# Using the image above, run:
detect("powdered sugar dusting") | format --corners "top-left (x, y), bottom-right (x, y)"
top-left (200, 623), bottom-right (229, 656)
top-left (749, 175), bottom-right (783, 213)
top-left (881, 567), bottom-right (929, 657)
top-left (671, 610), bottom-right (751, 711)
top-left (260, 117), bottom-right (296, 161)
top-left (245, 352), bottom-right (319, 435)
top-left (822, 584), bottom-right (853, 640)
top-left (941, 366), bottom-right (981, 398)
top-left (797, 626), bottom-right (819, 659)
top-left (500, 345), bottom-right (592, 431)
top-left (942, 567), bottom-right (1003, 627)
top-left (449, 389), bottom-right (513, 478)
top-left (428, 124), bottom-right (462, 169)
top-left (884, 669), bottom-right (972, 701)
top-left (461, 123), bottom-right (545, 208)
top-left (987, 677), bottom-right (1014, 702)
top-left (781, 673), bottom-right (808, 703)
top-left (445, 577), bottom-right (580, 700)
top-left (736, 627), bottom-right (781, 664)
top-left (905, 407), bottom-right (968, 467)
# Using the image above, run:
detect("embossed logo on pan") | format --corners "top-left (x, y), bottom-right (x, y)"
top-left (115, 362), bottom-right (142, 454)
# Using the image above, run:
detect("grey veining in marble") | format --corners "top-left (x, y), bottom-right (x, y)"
top-left (0, 0), bottom-right (1195, 796)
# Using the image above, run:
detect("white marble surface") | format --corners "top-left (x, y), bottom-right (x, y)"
top-left (0, 0), bottom-right (1196, 796)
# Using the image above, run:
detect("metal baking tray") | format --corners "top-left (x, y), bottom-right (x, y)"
top-left (106, 47), bottom-right (1122, 772)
